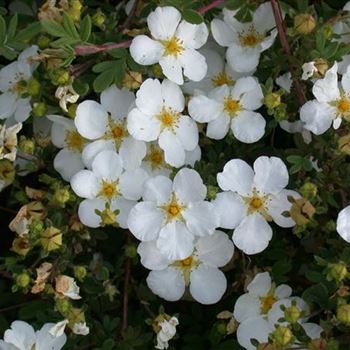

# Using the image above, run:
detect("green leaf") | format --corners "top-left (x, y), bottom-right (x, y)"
top-left (0, 15), bottom-right (6, 45)
top-left (108, 48), bottom-right (127, 58)
top-left (302, 283), bottom-right (329, 308)
top-left (93, 70), bottom-right (115, 92)
top-left (7, 14), bottom-right (18, 40)
top-left (224, 0), bottom-right (245, 10)
top-left (72, 79), bottom-right (89, 96)
top-left (80, 15), bottom-right (92, 42)
top-left (92, 60), bottom-right (119, 73)
top-left (0, 46), bottom-right (16, 60)
top-left (41, 20), bottom-right (66, 37)
top-left (62, 13), bottom-right (80, 40)
top-left (182, 9), bottom-right (203, 24)
top-left (14, 22), bottom-right (41, 42)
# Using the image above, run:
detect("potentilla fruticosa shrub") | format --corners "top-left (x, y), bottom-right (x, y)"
top-left (1, 0), bottom-right (350, 349)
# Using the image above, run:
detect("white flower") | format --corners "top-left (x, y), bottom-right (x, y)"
top-left (237, 316), bottom-right (322, 350)
top-left (233, 272), bottom-right (292, 323)
top-left (279, 120), bottom-right (312, 144)
top-left (0, 122), bottom-right (22, 161)
top-left (155, 316), bottom-right (179, 349)
top-left (130, 6), bottom-right (209, 84)
top-left (182, 45), bottom-right (248, 95)
top-left (301, 61), bottom-right (317, 80)
top-left (214, 156), bottom-right (299, 254)
top-left (0, 46), bottom-right (38, 122)
top-left (141, 142), bottom-right (201, 177)
top-left (138, 230), bottom-right (234, 304)
top-left (211, 3), bottom-right (277, 73)
top-left (49, 320), bottom-right (69, 337)
top-left (47, 115), bottom-right (86, 181)
top-left (0, 320), bottom-right (67, 350)
top-left (72, 322), bottom-right (90, 336)
top-left (55, 275), bottom-right (81, 300)
top-left (337, 205), bottom-right (350, 242)
top-left (188, 77), bottom-right (265, 143)
top-left (275, 72), bottom-right (292, 93)
top-left (55, 84), bottom-right (79, 112)
top-left (300, 63), bottom-right (350, 135)
top-left (127, 78), bottom-right (199, 167)
top-left (128, 168), bottom-right (219, 260)
top-left (75, 85), bottom-right (146, 170)
top-left (71, 150), bottom-right (147, 228)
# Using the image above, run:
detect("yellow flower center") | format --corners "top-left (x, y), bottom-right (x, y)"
top-left (112, 126), bottom-right (123, 138)
top-left (160, 194), bottom-right (185, 223)
top-left (224, 96), bottom-right (241, 116)
top-left (337, 97), bottom-right (350, 115)
top-left (158, 107), bottom-right (180, 131)
top-left (212, 71), bottom-right (234, 87)
top-left (99, 180), bottom-right (118, 200)
top-left (180, 256), bottom-right (193, 267)
top-left (106, 118), bottom-right (128, 148)
top-left (162, 36), bottom-right (184, 57)
top-left (239, 26), bottom-right (264, 48)
top-left (260, 294), bottom-right (277, 314)
top-left (171, 254), bottom-right (199, 285)
top-left (65, 130), bottom-right (85, 152)
top-left (249, 197), bottom-right (263, 209)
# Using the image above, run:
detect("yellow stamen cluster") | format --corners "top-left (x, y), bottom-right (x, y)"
top-left (158, 107), bottom-right (180, 131)
top-left (160, 193), bottom-right (185, 223)
top-left (336, 97), bottom-right (350, 116)
top-left (65, 130), bottom-right (85, 152)
top-left (260, 294), bottom-right (277, 314)
top-left (212, 71), bottom-right (234, 87)
top-left (106, 118), bottom-right (128, 148)
top-left (99, 180), bottom-right (119, 200)
top-left (223, 96), bottom-right (241, 117)
top-left (239, 26), bottom-right (264, 48)
top-left (162, 36), bottom-right (184, 57)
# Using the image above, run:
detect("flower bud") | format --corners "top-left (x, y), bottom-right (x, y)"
top-left (294, 13), bottom-right (316, 34)
top-left (19, 137), bottom-right (35, 155)
top-left (271, 326), bottom-right (293, 346)
top-left (328, 262), bottom-right (348, 283)
top-left (308, 339), bottom-right (327, 350)
top-left (152, 64), bottom-right (163, 78)
top-left (37, 35), bottom-right (51, 49)
top-left (67, 104), bottom-right (77, 118)
top-left (99, 207), bottom-right (118, 226)
top-left (0, 159), bottom-right (15, 186)
top-left (216, 322), bottom-right (227, 335)
top-left (337, 304), bottom-right (350, 324)
top-left (12, 236), bottom-right (31, 256)
top-left (338, 134), bottom-right (350, 155)
top-left (27, 78), bottom-right (41, 96)
top-left (74, 266), bottom-right (87, 282)
top-left (32, 102), bottom-right (48, 117)
top-left (56, 298), bottom-right (72, 314)
top-left (92, 9), bottom-right (106, 27)
top-left (40, 226), bottom-right (62, 252)
top-left (300, 182), bottom-right (318, 199)
top-left (53, 188), bottom-right (70, 205)
top-left (50, 69), bottom-right (71, 86)
top-left (207, 185), bottom-right (218, 200)
top-left (264, 92), bottom-right (281, 109)
top-left (123, 71), bottom-right (143, 90)
top-left (284, 305), bottom-right (301, 324)
top-left (16, 272), bottom-right (31, 288)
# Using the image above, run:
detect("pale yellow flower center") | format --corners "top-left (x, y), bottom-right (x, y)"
top-left (162, 36), bottom-right (184, 57)
top-left (337, 97), bottom-right (350, 116)
top-left (99, 180), bottom-right (119, 200)
top-left (106, 118), bottom-right (128, 148)
top-left (158, 107), bottom-right (180, 131)
top-left (171, 255), bottom-right (200, 285)
top-left (260, 294), bottom-right (277, 314)
top-left (224, 96), bottom-right (241, 116)
top-left (243, 189), bottom-right (272, 220)
top-left (65, 130), bottom-right (85, 152)
top-left (212, 71), bottom-right (234, 87)
top-left (160, 193), bottom-right (185, 223)
top-left (239, 26), bottom-right (264, 48)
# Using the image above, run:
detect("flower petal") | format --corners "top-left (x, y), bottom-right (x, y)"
top-left (0, 92), bottom-right (16, 120)
top-left (78, 198), bottom-right (105, 228)
top-left (135, 78), bottom-right (163, 115)
top-left (81, 139), bottom-right (115, 169)
top-left (233, 294), bottom-right (260, 323)
top-left (233, 213), bottom-right (272, 255)
top-left (231, 110), bottom-right (265, 143)
top-left (157, 221), bottom-right (194, 260)
top-left (36, 323), bottom-right (67, 350)
top-left (75, 100), bottom-right (108, 139)
top-left (159, 55), bottom-right (183, 85)
top-left (119, 137), bottom-right (147, 170)
top-left (232, 76), bottom-right (263, 110)
top-left (211, 19), bottom-right (235, 47)
top-left (70, 170), bottom-right (100, 199)
top-left (226, 44), bottom-right (260, 73)
top-left (137, 241), bottom-right (171, 270)
top-left (143, 175), bottom-right (173, 205)
top-left (206, 112), bottom-right (230, 139)
top-left (179, 49), bottom-right (207, 82)
top-left (54, 149), bottom-right (85, 182)
top-left (196, 230), bottom-right (234, 267)
top-left (119, 167), bottom-right (148, 200)
top-left (111, 198), bottom-right (135, 229)
top-left (91, 150), bottom-right (123, 180)
top-left (337, 205), bottom-right (350, 243)
top-left (253, 156), bottom-right (289, 194)
top-left (188, 95), bottom-right (222, 123)
top-left (128, 201), bottom-right (164, 241)
top-left (4, 321), bottom-right (36, 350)
top-left (217, 158), bottom-right (254, 196)
top-left (147, 268), bottom-right (185, 301)
top-left (312, 63), bottom-right (339, 102)
top-left (173, 168), bottom-right (206, 203)
top-left (130, 35), bottom-right (163, 65)
top-left (175, 115), bottom-right (198, 151)
top-left (161, 79), bottom-right (184, 112)
top-left (247, 272), bottom-right (271, 296)
top-left (176, 21), bottom-right (208, 49)
top-left (213, 191), bottom-right (246, 229)
top-left (159, 129), bottom-right (186, 167)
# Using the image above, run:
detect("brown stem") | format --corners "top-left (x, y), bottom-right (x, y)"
top-left (70, 59), bottom-right (95, 78)
top-left (0, 271), bottom-right (13, 280)
top-left (198, 0), bottom-right (224, 14)
top-left (131, 280), bottom-right (155, 319)
top-left (74, 40), bottom-right (132, 56)
top-left (270, 0), bottom-right (306, 105)
top-left (118, 0), bottom-right (139, 31)
top-left (0, 300), bottom-right (34, 313)
top-left (0, 206), bottom-right (17, 214)
top-left (121, 233), bottom-right (132, 335)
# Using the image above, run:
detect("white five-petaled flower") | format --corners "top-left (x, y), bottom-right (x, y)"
top-left (211, 3), bottom-right (277, 73)
top-left (300, 63), bottom-right (350, 134)
top-left (336, 205), bottom-right (350, 243)
top-left (0, 320), bottom-right (67, 350)
top-left (138, 230), bottom-right (233, 304)
top-left (130, 6), bottom-right (209, 85)
top-left (214, 156), bottom-right (299, 254)
top-left (188, 77), bottom-right (265, 143)
top-left (75, 85), bottom-right (146, 170)
top-left (128, 168), bottom-right (219, 260)
top-left (127, 78), bottom-right (199, 167)
top-left (0, 45), bottom-right (39, 122)
top-left (233, 272), bottom-right (292, 323)
top-left (47, 115), bottom-right (86, 181)
top-left (71, 150), bottom-right (148, 228)
top-left (155, 316), bottom-right (179, 350)
top-left (182, 45), bottom-right (248, 95)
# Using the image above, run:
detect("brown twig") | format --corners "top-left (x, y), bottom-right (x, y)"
top-left (0, 271), bottom-right (13, 280)
top-left (198, 0), bottom-right (224, 14)
top-left (270, 0), bottom-right (306, 105)
top-left (74, 40), bottom-right (132, 56)
top-left (0, 300), bottom-right (34, 313)
top-left (0, 206), bottom-right (17, 214)
top-left (118, 0), bottom-right (140, 31)
top-left (70, 59), bottom-right (95, 78)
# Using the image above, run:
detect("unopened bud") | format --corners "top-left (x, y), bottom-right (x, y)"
top-left (294, 13), bottom-right (316, 34)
